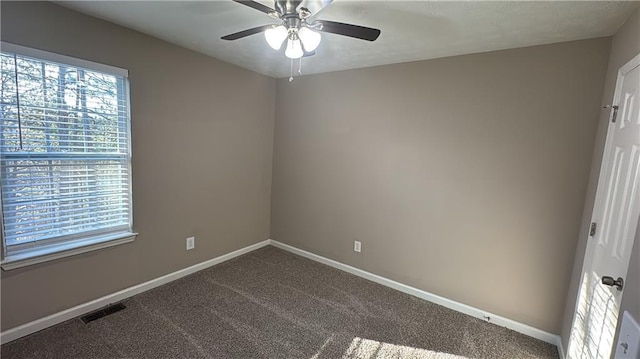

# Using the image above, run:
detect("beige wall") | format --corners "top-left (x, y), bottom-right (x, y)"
top-left (271, 38), bottom-right (611, 334)
top-left (560, 8), bottom-right (640, 353)
top-left (0, 1), bottom-right (275, 330)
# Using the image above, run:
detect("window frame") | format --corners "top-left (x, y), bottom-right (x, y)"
top-left (0, 42), bottom-right (136, 270)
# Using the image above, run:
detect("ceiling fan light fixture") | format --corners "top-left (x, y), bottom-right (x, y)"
top-left (264, 25), bottom-right (288, 50)
top-left (298, 26), bottom-right (321, 52)
top-left (285, 37), bottom-right (304, 59)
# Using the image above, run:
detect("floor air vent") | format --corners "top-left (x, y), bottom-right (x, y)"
top-left (81, 303), bottom-right (126, 324)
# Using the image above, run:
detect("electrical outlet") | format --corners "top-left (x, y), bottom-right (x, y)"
top-left (186, 237), bottom-right (195, 250)
top-left (354, 240), bottom-right (361, 253)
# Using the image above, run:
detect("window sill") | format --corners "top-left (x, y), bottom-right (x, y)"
top-left (1, 232), bottom-right (138, 271)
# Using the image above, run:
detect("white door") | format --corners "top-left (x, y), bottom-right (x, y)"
top-left (567, 54), bottom-right (640, 359)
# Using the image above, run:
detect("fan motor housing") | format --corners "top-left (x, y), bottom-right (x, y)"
top-left (284, 16), bottom-right (302, 30)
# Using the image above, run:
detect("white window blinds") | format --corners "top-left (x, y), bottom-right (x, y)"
top-left (0, 44), bottom-right (132, 256)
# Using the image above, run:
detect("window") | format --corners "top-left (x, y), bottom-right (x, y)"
top-left (0, 43), bottom-right (135, 269)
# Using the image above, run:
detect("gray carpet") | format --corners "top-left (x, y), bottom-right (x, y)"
top-left (1, 246), bottom-right (559, 359)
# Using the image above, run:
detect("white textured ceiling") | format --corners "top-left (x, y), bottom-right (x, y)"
top-left (56, 1), bottom-right (639, 78)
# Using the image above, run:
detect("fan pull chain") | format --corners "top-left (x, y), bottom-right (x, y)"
top-left (288, 58), bottom-right (304, 82)
top-left (289, 59), bottom-right (294, 82)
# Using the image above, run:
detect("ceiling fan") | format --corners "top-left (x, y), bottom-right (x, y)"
top-left (221, 0), bottom-right (381, 60)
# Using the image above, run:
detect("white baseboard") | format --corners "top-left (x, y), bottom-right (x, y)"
top-left (0, 239), bottom-right (271, 344)
top-left (269, 240), bottom-right (562, 349)
top-left (2, 238), bottom-right (563, 354)
top-left (556, 336), bottom-right (566, 359)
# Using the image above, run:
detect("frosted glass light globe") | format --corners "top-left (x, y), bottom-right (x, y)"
top-left (298, 26), bottom-right (321, 51)
top-left (264, 25), bottom-right (288, 50)
top-left (285, 38), bottom-right (304, 59)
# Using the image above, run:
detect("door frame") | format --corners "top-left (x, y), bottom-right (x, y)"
top-left (567, 52), bottom-right (640, 358)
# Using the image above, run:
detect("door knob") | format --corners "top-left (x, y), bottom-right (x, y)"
top-left (601, 276), bottom-right (624, 291)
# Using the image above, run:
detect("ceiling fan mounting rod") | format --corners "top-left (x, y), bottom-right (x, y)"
top-left (275, 0), bottom-right (303, 16)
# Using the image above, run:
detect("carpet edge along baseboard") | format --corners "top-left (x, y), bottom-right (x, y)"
top-left (0, 238), bottom-right (564, 359)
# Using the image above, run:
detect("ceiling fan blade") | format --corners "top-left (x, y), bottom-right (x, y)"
top-left (315, 20), bottom-right (381, 41)
top-left (298, 0), bottom-right (333, 17)
top-left (303, 50), bottom-right (316, 57)
top-left (221, 25), bottom-right (272, 40)
top-left (232, 0), bottom-right (276, 15)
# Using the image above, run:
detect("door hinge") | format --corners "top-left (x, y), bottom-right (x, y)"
top-left (590, 222), bottom-right (597, 237)
top-left (611, 105), bottom-right (619, 123)
top-left (603, 105), bottom-right (619, 123)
